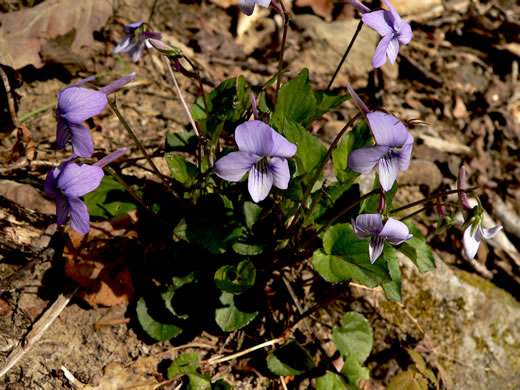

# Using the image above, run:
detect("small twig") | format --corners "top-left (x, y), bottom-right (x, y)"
top-left (205, 338), bottom-right (284, 365)
top-left (327, 20), bottom-right (364, 90)
top-left (0, 288), bottom-right (77, 379)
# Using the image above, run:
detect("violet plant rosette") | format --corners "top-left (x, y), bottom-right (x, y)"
top-left (55, 73), bottom-right (135, 158)
top-left (214, 120), bottom-right (297, 203)
top-left (361, 0), bottom-right (412, 68)
top-left (113, 21), bottom-right (163, 62)
top-left (352, 214), bottom-right (412, 263)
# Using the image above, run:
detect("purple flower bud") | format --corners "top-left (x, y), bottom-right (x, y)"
top-left (361, 0), bottom-right (412, 68)
top-left (457, 165), bottom-right (472, 211)
top-left (214, 120), bottom-right (296, 202)
top-left (352, 213), bottom-right (412, 263)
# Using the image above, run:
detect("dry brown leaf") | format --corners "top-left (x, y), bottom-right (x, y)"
top-left (295, 0), bottom-right (334, 21)
top-left (63, 214), bottom-right (138, 307)
top-left (0, 180), bottom-right (54, 215)
top-left (0, 0), bottom-right (113, 69)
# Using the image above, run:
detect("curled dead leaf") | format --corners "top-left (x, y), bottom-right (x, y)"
top-left (63, 213), bottom-right (138, 307)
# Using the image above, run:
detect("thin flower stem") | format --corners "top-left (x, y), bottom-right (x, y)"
top-left (19, 102), bottom-right (56, 122)
top-left (272, 0), bottom-right (288, 107)
top-left (163, 56), bottom-right (204, 139)
top-left (103, 166), bottom-right (167, 224)
top-left (326, 20), bottom-right (364, 91)
top-left (389, 186), bottom-right (480, 215)
top-left (108, 100), bottom-right (187, 207)
top-left (287, 113), bottom-right (361, 232)
top-left (301, 189), bottom-right (378, 249)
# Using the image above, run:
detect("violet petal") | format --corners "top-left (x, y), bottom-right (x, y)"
top-left (59, 87), bottom-right (107, 123)
top-left (380, 217), bottom-right (412, 244)
top-left (362, 10), bottom-right (393, 36)
top-left (348, 145), bottom-right (390, 174)
top-left (372, 33), bottom-right (393, 68)
top-left (378, 155), bottom-right (400, 192)
top-left (248, 162), bottom-right (274, 202)
top-left (235, 120), bottom-right (274, 157)
top-left (214, 152), bottom-right (258, 182)
top-left (99, 73), bottom-right (136, 95)
top-left (367, 112), bottom-right (409, 147)
top-left (480, 225), bottom-right (503, 240)
top-left (270, 157), bottom-right (290, 190)
top-left (68, 196), bottom-right (91, 234)
top-left (238, 0), bottom-right (256, 15)
top-left (369, 236), bottom-right (385, 263)
top-left (56, 193), bottom-right (69, 226)
top-left (69, 122), bottom-right (95, 158)
top-left (463, 225), bottom-right (480, 259)
top-left (57, 163), bottom-right (104, 197)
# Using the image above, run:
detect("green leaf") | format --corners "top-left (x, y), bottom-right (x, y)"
top-left (302, 90), bottom-right (350, 127)
top-left (243, 201), bottom-right (262, 229)
top-left (333, 312), bottom-right (373, 364)
top-left (168, 353), bottom-right (201, 378)
top-left (174, 194), bottom-right (242, 254)
top-left (215, 292), bottom-right (258, 331)
top-left (266, 340), bottom-right (314, 376)
top-left (136, 298), bottom-right (183, 341)
top-left (315, 371), bottom-right (348, 390)
top-left (340, 354), bottom-right (370, 386)
top-left (397, 222), bottom-right (435, 273)
top-left (165, 131), bottom-right (198, 154)
top-left (83, 175), bottom-right (139, 219)
top-left (272, 69), bottom-right (316, 127)
top-left (278, 118), bottom-right (327, 177)
top-left (313, 223), bottom-right (392, 287)
top-left (231, 241), bottom-right (264, 256)
top-left (215, 260), bottom-right (256, 294)
top-left (382, 245), bottom-right (402, 302)
top-left (332, 120), bottom-right (373, 186)
top-left (387, 368), bottom-right (429, 390)
top-left (168, 353), bottom-right (211, 389)
top-left (312, 250), bottom-right (391, 287)
top-left (165, 153), bottom-right (198, 187)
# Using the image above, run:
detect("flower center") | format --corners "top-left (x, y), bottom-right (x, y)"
top-left (255, 156), bottom-right (274, 174)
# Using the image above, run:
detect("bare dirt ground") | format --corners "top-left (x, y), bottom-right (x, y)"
top-left (1, 0), bottom-right (520, 388)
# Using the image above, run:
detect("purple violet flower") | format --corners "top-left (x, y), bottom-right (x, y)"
top-left (238, 0), bottom-right (271, 16)
top-left (214, 120), bottom-right (297, 203)
top-left (457, 165), bottom-right (472, 211)
top-left (348, 111), bottom-right (414, 192)
top-left (56, 73), bottom-right (135, 158)
top-left (362, 0), bottom-right (412, 68)
top-left (44, 157), bottom-right (104, 234)
top-left (113, 21), bottom-right (162, 62)
top-left (463, 221), bottom-right (502, 260)
top-left (352, 214), bottom-right (412, 264)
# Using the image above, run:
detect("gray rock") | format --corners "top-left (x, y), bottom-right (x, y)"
top-left (372, 253), bottom-right (520, 389)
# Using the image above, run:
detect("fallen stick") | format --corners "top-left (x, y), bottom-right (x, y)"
top-left (0, 288), bottom-right (77, 379)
